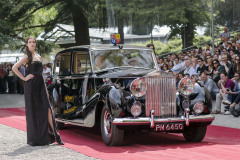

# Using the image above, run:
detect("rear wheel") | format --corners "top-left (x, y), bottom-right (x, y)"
top-left (183, 126), bottom-right (207, 142)
top-left (100, 105), bottom-right (124, 146)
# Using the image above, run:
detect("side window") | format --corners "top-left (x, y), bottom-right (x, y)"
top-left (54, 52), bottom-right (71, 75)
top-left (73, 51), bottom-right (91, 74)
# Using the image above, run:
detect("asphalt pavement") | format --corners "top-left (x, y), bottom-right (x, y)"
top-left (0, 94), bottom-right (239, 160)
top-left (0, 94), bottom-right (98, 160)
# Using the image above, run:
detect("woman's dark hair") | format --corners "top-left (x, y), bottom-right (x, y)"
top-left (220, 71), bottom-right (228, 77)
top-left (24, 36), bottom-right (36, 65)
top-left (233, 56), bottom-right (240, 73)
top-left (162, 63), bottom-right (168, 70)
top-left (146, 44), bottom-right (155, 53)
top-left (213, 59), bottom-right (219, 64)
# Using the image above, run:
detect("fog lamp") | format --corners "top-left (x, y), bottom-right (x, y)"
top-left (131, 101), bottom-right (142, 118)
top-left (193, 102), bottom-right (204, 114)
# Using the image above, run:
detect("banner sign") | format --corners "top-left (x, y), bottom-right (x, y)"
top-left (110, 33), bottom-right (121, 45)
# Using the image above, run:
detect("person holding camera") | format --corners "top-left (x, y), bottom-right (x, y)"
top-left (223, 72), bottom-right (240, 105)
top-left (212, 71), bottom-right (235, 114)
top-left (229, 92), bottom-right (240, 117)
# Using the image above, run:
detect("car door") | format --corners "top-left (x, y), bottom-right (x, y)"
top-left (51, 51), bottom-right (72, 116)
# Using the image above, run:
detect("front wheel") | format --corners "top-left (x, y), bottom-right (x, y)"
top-left (183, 126), bottom-right (207, 142)
top-left (100, 105), bottom-right (124, 146)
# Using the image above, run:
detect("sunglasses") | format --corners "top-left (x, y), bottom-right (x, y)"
top-left (236, 59), bottom-right (240, 61)
top-left (198, 61), bottom-right (202, 62)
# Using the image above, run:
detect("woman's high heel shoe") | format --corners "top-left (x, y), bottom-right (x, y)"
top-left (55, 133), bottom-right (64, 145)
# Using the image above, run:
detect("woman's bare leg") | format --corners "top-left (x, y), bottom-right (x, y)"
top-left (48, 108), bottom-right (64, 145)
top-left (48, 109), bottom-right (55, 136)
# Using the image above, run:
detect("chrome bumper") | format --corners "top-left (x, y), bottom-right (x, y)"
top-left (112, 114), bottom-right (215, 127)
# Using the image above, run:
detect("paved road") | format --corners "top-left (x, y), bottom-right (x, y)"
top-left (0, 94), bottom-right (98, 160)
top-left (0, 124), bottom-right (97, 160)
top-left (0, 94), bottom-right (25, 108)
top-left (0, 94), bottom-right (239, 160)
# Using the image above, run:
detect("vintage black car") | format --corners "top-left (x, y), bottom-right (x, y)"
top-left (47, 44), bottom-right (215, 146)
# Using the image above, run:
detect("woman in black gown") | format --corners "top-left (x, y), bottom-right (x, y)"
top-left (12, 36), bottom-right (64, 146)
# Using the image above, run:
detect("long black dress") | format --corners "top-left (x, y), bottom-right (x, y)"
top-left (24, 61), bottom-right (60, 146)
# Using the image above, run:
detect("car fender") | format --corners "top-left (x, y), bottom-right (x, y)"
top-left (106, 86), bottom-right (123, 118)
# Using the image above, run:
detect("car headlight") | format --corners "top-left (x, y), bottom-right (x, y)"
top-left (131, 101), bottom-right (142, 118)
top-left (130, 78), bottom-right (147, 98)
top-left (178, 78), bottom-right (194, 96)
top-left (193, 102), bottom-right (204, 114)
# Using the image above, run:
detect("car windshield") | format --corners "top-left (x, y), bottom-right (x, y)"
top-left (91, 49), bottom-right (155, 71)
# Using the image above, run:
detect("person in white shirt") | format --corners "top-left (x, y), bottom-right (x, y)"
top-left (171, 56), bottom-right (190, 73)
top-left (218, 27), bottom-right (231, 39)
top-left (42, 64), bottom-right (51, 80)
top-left (183, 57), bottom-right (192, 75)
top-left (189, 57), bottom-right (199, 77)
top-left (201, 72), bottom-right (219, 100)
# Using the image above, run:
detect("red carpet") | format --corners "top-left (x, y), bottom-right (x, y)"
top-left (1, 107), bottom-right (240, 160)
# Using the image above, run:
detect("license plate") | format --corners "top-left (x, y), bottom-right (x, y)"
top-left (154, 123), bottom-right (184, 132)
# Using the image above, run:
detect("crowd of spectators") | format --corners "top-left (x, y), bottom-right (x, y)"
top-left (153, 29), bottom-right (240, 117)
top-left (0, 62), bottom-right (52, 95)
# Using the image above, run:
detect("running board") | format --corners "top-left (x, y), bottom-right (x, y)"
top-left (55, 107), bottom-right (96, 128)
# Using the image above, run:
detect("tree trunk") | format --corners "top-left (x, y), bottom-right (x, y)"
top-left (71, 5), bottom-right (90, 45)
top-left (118, 17), bottom-right (124, 44)
top-left (132, 14), bottom-right (151, 35)
top-left (181, 10), bottom-right (194, 49)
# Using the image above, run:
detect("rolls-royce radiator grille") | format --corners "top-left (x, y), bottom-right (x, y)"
top-left (145, 74), bottom-right (177, 117)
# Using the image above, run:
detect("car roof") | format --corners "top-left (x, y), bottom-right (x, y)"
top-left (63, 44), bottom-right (152, 51)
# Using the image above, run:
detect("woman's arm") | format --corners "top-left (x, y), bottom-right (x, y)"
top-left (12, 54), bottom-right (34, 81)
top-left (222, 62), bottom-right (229, 72)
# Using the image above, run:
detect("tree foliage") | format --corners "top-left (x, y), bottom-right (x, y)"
top-left (106, 0), bottom-right (210, 48)
top-left (214, 0), bottom-right (240, 31)
top-left (0, 0), bottom-right (106, 53)
top-left (1, 0), bottom-right (237, 54)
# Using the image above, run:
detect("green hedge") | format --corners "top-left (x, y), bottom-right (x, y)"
top-left (132, 35), bottom-right (212, 55)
